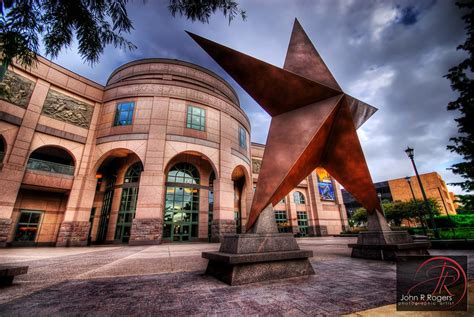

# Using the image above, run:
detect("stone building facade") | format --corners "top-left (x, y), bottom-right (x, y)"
top-left (0, 57), bottom-right (348, 247)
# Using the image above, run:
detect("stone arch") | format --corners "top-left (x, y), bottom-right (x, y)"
top-left (27, 145), bottom-right (76, 175)
top-left (28, 144), bottom-right (77, 167)
top-left (164, 150), bottom-right (218, 180)
top-left (164, 142), bottom-right (219, 179)
top-left (91, 147), bottom-right (144, 177)
top-left (231, 165), bottom-right (252, 233)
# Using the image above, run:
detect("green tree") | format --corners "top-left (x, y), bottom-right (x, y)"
top-left (455, 194), bottom-right (474, 214)
top-left (350, 208), bottom-right (368, 226)
top-left (349, 199), bottom-right (441, 228)
top-left (0, 0), bottom-right (246, 77)
top-left (383, 199), bottom-right (441, 227)
top-left (445, 1), bottom-right (474, 195)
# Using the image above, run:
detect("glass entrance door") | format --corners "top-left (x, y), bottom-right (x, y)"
top-left (97, 176), bottom-right (115, 242)
top-left (164, 186), bottom-right (199, 242)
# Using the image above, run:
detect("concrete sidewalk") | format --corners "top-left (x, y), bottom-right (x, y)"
top-left (0, 237), bottom-right (472, 316)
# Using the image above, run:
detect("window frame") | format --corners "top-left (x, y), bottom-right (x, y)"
top-left (239, 126), bottom-right (247, 149)
top-left (14, 210), bottom-right (43, 242)
top-left (293, 191), bottom-right (306, 205)
top-left (113, 101), bottom-right (135, 126)
top-left (186, 105), bottom-right (206, 131)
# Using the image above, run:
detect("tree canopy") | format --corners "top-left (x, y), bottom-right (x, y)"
top-left (349, 199), bottom-right (441, 227)
top-left (445, 1), bottom-right (474, 199)
top-left (0, 0), bottom-right (246, 78)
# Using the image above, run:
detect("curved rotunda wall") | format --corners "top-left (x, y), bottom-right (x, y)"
top-left (96, 59), bottom-right (251, 154)
top-left (92, 58), bottom-right (253, 245)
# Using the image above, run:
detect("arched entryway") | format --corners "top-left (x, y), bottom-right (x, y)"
top-left (164, 163), bottom-right (200, 242)
top-left (0, 135), bottom-right (6, 164)
top-left (92, 149), bottom-right (143, 244)
top-left (208, 171), bottom-right (215, 242)
top-left (231, 166), bottom-right (248, 234)
top-left (115, 162), bottom-right (143, 243)
top-left (163, 152), bottom-right (217, 243)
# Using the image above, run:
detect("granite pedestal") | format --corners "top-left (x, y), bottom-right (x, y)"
top-left (202, 205), bottom-right (314, 285)
top-left (349, 210), bottom-right (430, 261)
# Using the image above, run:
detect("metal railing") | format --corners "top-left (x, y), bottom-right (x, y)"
top-left (26, 158), bottom-right (74, 175)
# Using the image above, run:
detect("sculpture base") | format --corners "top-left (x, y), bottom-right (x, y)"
top-left (202, 233), bottom-right (314, 285)
top-left (349, 230), bottom-right (430, 261)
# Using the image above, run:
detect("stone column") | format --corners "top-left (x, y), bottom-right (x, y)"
top-left (287, 192), bottom-right (298, 234)
top-left (307, 172), bottom-right (327, 236)
top-left (56, 101), bottom-right (101, 246)
top-left (334, 181), bottom-right (350, 232)
top-left (129, 97), bottom-right (168, 245)
top-left (211, 112), bottom-right (236, 242)
top-left (0, 79), bottom-right (49, 247)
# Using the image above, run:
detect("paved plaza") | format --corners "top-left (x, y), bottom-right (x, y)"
top-left (0, 237), bottom-right (472, 316)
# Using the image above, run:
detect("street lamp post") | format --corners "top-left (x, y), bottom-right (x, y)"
top-left (405, 176), bottom-right (427, 235)
top-left (404, 146), bottom-right (440, 239)
top-left (437, 187), bottom-right (456, 237)
top-left (377, 193), bottom-right (386, 218)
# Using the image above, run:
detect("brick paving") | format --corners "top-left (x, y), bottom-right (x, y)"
top-left (0, 238), bottom-right (472, 316)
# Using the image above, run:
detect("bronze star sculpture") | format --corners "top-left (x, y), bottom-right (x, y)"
top-left (188, 19), bottom-right (389, 232)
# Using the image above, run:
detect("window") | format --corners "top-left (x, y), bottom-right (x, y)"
top-left (186, 105), bottom-right (206, 131)
top-left (297, 211), bottom-right (309, 237)
top-left (114, 102), bottom-right (135, 126)
top-left (293, 191), bottom-right (306, 204)
top-left (274, 210), bottom-right (291, 233)
top-left (167, 162), bottom-right (200, 184)
top-left (124, 162), bottom-right (142, 183)
top-left (239, 127), bottom-right (247, 149)
top-left (278, 198), bottom-right (286, 204)
top-left (15, 211), bottom-right (42, 242)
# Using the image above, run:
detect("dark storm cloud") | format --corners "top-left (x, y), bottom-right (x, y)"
top-left (49, 0), bottom-right (468, 194)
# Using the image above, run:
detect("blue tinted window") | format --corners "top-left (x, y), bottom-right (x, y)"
top-left (114, 102), bottom-right (135, 126)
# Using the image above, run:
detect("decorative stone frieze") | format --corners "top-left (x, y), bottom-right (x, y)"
top-left (0, 71), bottom-right (34, 108)
top-left (252, 158), bottom-right (262, 174)
top-left (42, 90), bottom-right (94, 128)
top-left (129, 218), bottom-right (163, 245)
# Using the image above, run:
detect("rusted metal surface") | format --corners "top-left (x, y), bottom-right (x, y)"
top-left (188, 19), bottom-right (383, 231)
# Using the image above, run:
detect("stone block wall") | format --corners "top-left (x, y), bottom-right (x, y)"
top-left (0, 218), bottom-right (12, 247)
top-left (129, 218), bottom-right (163, 245)
top-left (211, 219), bottom-right (236, 242)
top-left (56, 221), bottom-right (90, 247)
top-left (315, 225), bottom-right (328, 237)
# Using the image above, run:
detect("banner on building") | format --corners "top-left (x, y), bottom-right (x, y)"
top-left (316, 167), bottom-right (335, 201)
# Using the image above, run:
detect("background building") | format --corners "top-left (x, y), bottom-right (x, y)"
top-left (251, 143), bottom-right (348, 236)
top-left (0, 57), bottom-right (348, 247)
top-left (342, 172), bottom-right (457, 216)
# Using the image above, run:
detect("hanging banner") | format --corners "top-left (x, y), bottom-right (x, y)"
top-left (316, 167), bottom-right (335, 201)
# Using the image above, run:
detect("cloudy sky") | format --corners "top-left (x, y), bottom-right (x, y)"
top-left (46, 0), bottom-right (468, 194)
